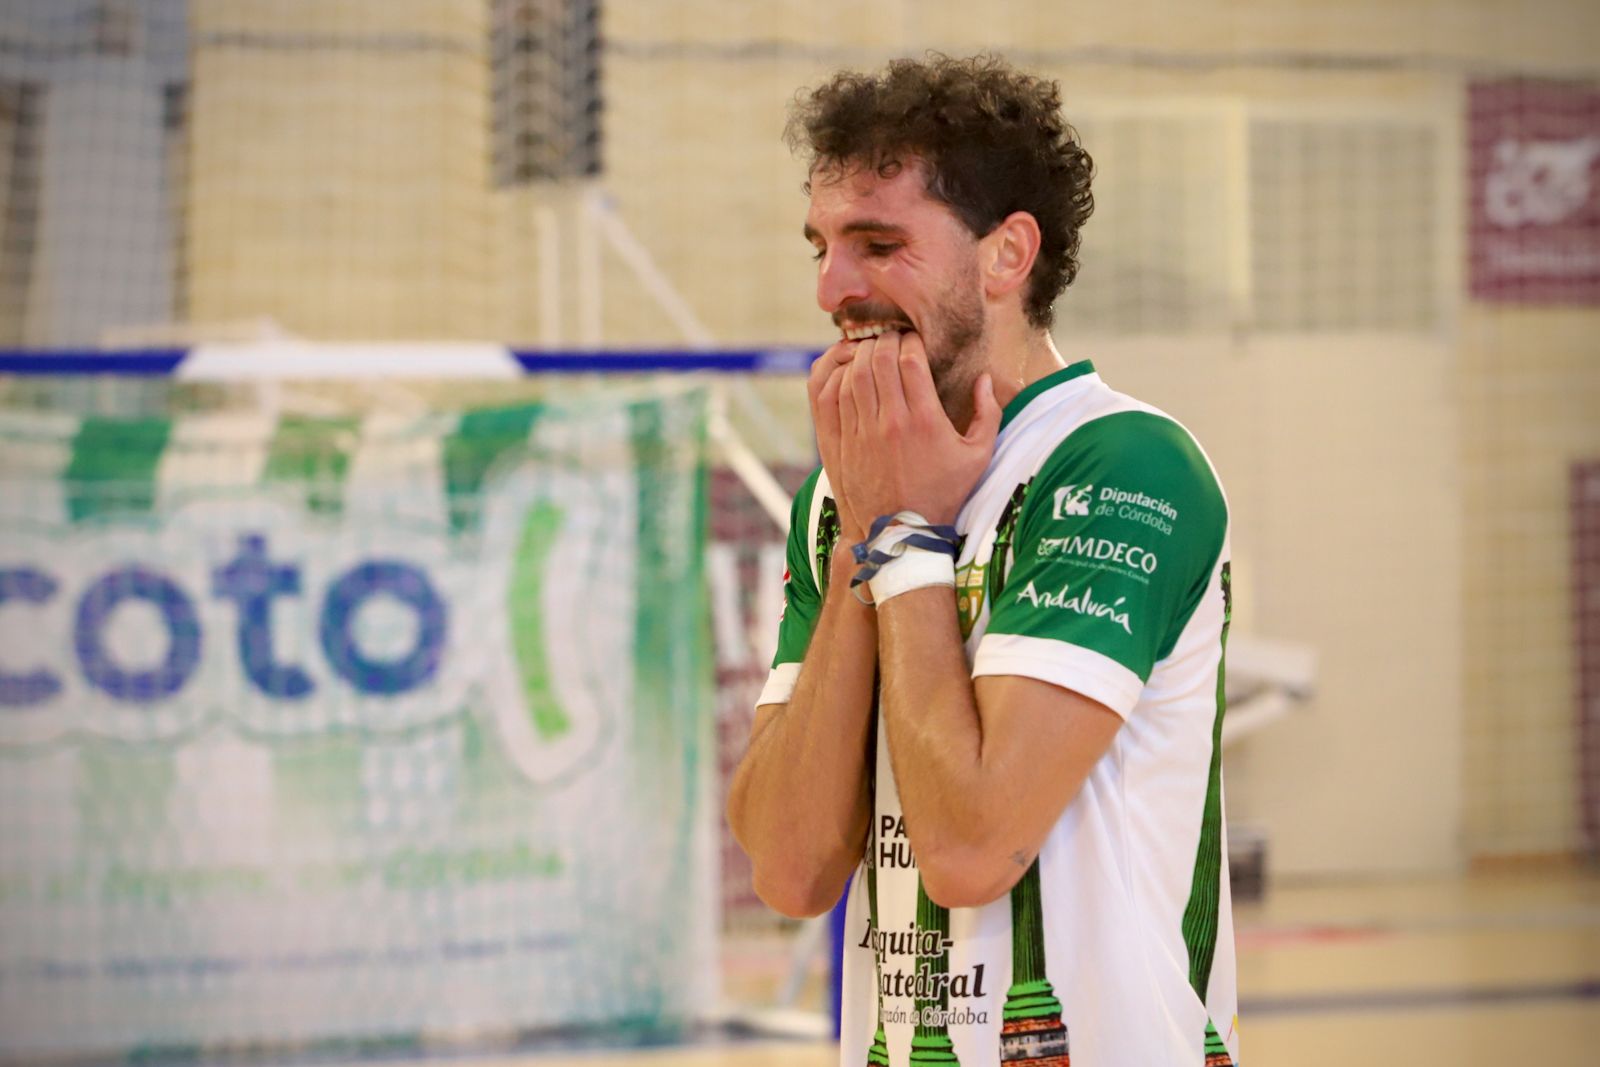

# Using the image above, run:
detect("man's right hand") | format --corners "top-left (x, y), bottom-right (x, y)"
top-left (808, 339), bottom-right (864, 537)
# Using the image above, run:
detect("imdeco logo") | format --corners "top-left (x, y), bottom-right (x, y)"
top-left (1038, 534), bottom-right (1158, 576)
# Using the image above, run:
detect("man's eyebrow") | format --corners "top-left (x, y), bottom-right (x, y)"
top-left (802, 219), bottom-right (910, 243)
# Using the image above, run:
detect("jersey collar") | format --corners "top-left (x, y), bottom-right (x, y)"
top-left (998, 359), bottom-right (1097, 433)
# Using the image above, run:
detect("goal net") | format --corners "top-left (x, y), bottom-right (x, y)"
top-left (0, 364), bottom-right (732, 1056)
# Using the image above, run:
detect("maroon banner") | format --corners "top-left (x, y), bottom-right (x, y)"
top-left (1469, 79), bottom-right (1600, 303)
top-left (1575, 461), bottom-right (1600, 855)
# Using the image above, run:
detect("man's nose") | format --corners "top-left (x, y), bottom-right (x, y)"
top-left (815, 249), bottom-right (870, 314)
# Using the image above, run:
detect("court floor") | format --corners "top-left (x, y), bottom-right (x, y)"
top-left (501, 863), bottom-right (1600, 1067)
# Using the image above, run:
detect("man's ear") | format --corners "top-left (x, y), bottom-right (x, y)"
top-left (980, 211), bottom-right (1042, 301)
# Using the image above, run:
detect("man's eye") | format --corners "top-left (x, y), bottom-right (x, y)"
top-left (810, 248), bottom-right (825, 262)
top-left (864, 242), bottom-right (901, 257)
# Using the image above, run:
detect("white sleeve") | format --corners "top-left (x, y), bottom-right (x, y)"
top-left (973, 633), bottom-right (1142, 719)
top-left (754, 662), bottom-right (802, 708)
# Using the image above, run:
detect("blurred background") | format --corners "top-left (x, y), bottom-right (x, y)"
top-left (0, 1), bottom-right (1596, 1064)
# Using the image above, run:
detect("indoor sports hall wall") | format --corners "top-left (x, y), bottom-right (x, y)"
top-left (2, 0), bottom-right (1597, 877)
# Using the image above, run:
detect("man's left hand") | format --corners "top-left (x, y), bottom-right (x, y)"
top-left (835, 330), bottom-right (1001, 527)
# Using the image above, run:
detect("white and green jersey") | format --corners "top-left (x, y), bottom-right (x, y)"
top-left (759, 361), bottom-right (1240, 1067)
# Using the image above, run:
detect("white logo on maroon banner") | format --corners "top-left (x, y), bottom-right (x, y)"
top-left (1485, 136), bottom-right (1600, 228)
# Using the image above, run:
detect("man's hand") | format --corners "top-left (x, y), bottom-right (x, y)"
top-left (835, 331), bottom-right (1001, 526)
top-left (808, 339), bottom-right (866, 537)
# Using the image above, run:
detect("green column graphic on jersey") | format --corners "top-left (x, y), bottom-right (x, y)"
top-left (999, 860), bottom-right (1070, 1065)
top-left (508, 500), bottom-right (571, 740)
top-left (1182, 562), bottom-right (1231, 1001)
top-left (984, 482), bottom-right (1031, 610)
top-left (959, 479), bottom-right (1028, 640)
top-left (909, 884), bottom-right (961, 1064)
top-left (1203, 1019), bottom-right (1234, 1066)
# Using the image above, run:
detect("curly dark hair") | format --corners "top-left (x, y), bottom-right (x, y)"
top-left (786, 53), bottom-right (1094, 330)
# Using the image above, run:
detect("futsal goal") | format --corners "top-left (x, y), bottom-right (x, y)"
top-left (0, 346), bottom-right (817, 1056)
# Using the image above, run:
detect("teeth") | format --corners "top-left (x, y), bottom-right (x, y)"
top-left (842, 324), bottom-right (907, 340)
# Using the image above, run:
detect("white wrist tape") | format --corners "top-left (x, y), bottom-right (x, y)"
top-left (868, 549), bottom-right (957, 605)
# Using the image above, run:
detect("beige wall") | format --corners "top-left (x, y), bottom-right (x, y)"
top-left (1067, 334), bottom-right (1468, 876)
top-left (177, 0), bottom-right (1600, 875)
top-left (1462, 308), bottom-right (1600, 856)
top-left (188, 0), bottom-right (493, 339)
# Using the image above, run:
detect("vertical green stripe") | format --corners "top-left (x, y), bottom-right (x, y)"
top-left (1182, 562), bottom-right (1232, 1002)
top-left (629, 397), bottom-right (708, 748)
top-left (1001, 860), bottom-right (1070, 1057)
top-left (1003, 861), bottom-right (1064, 1020)
top-left (1009, 860), bottom-right (1047, 983)
top-left (908, 884), bottom-right (958, 1061)
top-left (442, 404), bottom-right (541, 533)
top-left (628, 393), bottom-right (712, 817)
top-left (65, 417), bottom-right (170, 523)
top-left (262, 416), bottom-right (359, 516)
top-left (683, 402), bottom-right (714, 786)
top-left (983, 481), bottom-right (1029, 609)
top-left (626, 395), bottom-right (710, 1010)
top-left (631, 401), bottom-right (671, 757)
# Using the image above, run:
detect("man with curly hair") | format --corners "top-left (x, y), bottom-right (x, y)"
top-left (728, 54), bottom-right (1239, 1066)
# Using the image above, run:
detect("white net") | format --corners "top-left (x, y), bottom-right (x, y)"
top-left (0, 373), bottom-right (723, 1055)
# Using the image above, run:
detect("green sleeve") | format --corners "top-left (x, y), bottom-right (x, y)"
top-left (984, 412), bottom-right (1227, 680)
top-left (770, 467), bottom-right (827, 669)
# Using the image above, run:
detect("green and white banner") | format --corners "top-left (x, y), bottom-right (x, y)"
top-left (0, 388), bottom-right (714, 1055)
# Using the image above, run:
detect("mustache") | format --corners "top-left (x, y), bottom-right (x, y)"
top-left (832, 303), bottom-right (913, 330)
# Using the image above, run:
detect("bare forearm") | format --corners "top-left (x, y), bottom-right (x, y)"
top-left (877, 586), bottom-right (1122, 908)
top-left (877, 586), bottom-right (1038, 907)
top-left (727, 552), bottom-right (877, 915)
top-left (877, 587), bottom-right (989, 849)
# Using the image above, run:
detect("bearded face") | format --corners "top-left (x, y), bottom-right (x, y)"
top-left (805, 162), bottom-right (991, 416)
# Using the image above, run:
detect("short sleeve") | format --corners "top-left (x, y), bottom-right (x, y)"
top-left (758, 467), bottom-right (828, 706)
top-left (975, 412), bottom-right (1227, 717)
